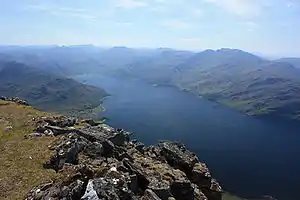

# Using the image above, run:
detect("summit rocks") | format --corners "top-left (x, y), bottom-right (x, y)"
top-left (26, 116), bottom-right (222, 200)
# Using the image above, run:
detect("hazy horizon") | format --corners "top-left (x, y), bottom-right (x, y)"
top-left (1, 0), bottom-right (300, 57)
top-left (1, 44), bottom-right (297, 59)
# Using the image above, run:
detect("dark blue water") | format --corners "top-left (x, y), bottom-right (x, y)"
top-left (74, 74), bottom-right (300, 200)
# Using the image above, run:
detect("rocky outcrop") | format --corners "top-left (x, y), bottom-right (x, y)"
top-left (0, 96), bottom-right (29, 106)
top-left (44, 117), bottom-right (77, 128)
top-left (29, 116), bottom-right (78, 137)
top-left (81, 119), bottom-right (102, 126)
top-left (26, 117), bottom-right (222, 200)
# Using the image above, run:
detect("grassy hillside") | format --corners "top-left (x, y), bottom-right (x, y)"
top-left (1, 46), bottom-right (300, 121)
top-left (0, 100), bottom-right (60, 200)
top-left (121, 49), bottom-right (300, 121)
top-left (172, 51), bottom-right (300, 120)
top-left (0, 62), bottom-right (108, 113)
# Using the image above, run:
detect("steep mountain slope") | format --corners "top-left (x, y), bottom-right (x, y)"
top-left (0, 46), bottom-right (156, 76)
top-left (173, 60), bottom-right (300, 118)
top-left (122, 49), bottom-right (300, 120)
top-left (1, 46), bottom-right (300, 120)
top-left (175, 49), bottom-right (265, 72)
top-left (0, 45), bottom-right (106, 75)
top-left (169, 50), bottom-right (300, 119)
top-left (276, 58), bottom-right (300, 68)
top-left (125, 49), bottom-right (194, 83)
top-left (0, 61), bottom-right (108, 112)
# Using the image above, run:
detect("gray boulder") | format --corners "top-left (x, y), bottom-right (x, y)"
top-left (192, 163), bottom-right (212, 188)
top-left (141, 189), bottom-right (162, 200)
top-left (81, 180), bottom-right (100, 200)
top-left (148, 179), bottom-right (171, 200)
top-left (45, 117), bottom-right (77, 128)
top-left (170, 179), bottom-right (194, 200)
top-left (159, 141), bottom-right (199, 174)
top-left (44, 134), bottom-right (89, 171)
top-left (84, 142), bottom-right (103, 159)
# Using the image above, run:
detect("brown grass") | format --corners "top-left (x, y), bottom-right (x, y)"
top-left (0, 100), bottom-right (60, 200)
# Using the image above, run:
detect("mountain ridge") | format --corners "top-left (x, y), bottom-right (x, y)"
top-left (0, 61), bottom-right (108, 113)
top-left (1, 46), bottom-right (300, 120)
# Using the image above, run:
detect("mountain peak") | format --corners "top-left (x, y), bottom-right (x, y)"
top-left (217, 48), bottom-right (243, 52)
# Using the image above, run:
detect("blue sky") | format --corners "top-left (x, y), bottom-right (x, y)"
top-left (0, 0), bottom-right (299, 56)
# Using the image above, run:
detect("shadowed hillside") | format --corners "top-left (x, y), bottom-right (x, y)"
top-left (1, 46), bottom-right (300, 120)
top-left (0, 61), bottom-right (108, 113)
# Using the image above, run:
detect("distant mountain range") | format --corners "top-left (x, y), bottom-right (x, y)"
top-left (275, 58), bottom-right (300, 68)
top-left (121, 48), bottom-right (300, 120)
top-left (1, 45), bottom-right (300, 120)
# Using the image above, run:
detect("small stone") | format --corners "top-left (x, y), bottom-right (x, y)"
top-left (26, 133), bottom-right (43, 138)
top-left (4, 126), bottom-right (13, 132)
top-left (109, 167), bottom-right (118, 173)
top-left (44, 129), bottom-right (54, 136)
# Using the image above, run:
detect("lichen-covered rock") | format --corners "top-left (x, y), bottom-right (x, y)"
top-left (82, 119), bottom-right (102, 126)
top-left (141, 189), bottom-right (162, 200)
top-left (148, 179), bottom-right (171, 200)
top-left (26, 179), bottom-right (86, 200)
top-left (77, 125), bottom-right (129, 146)
top-left (201, 179), bottom-right (222, 200)
top-left (1, 96), bottom-right (29, 105)
top-left (192, 163), bottom-right (212, 188)
top-left (90, 167), bottom-right (134, 200)
top-left (135, 142), bottom-right (145, 153)
top-left (27, 118), bottom-right (223, 200)
top-left (45, 116), bottom-right (77, 128)
top-left (193, 184), bottom-right (208, 200)
top-left (159, 141), bottom-right (199, 175)
top-left (84, 142), bottom-right (103, 159)
top-left (44, 134), bottom-right (90, 171)
top-left (45, 125), bottom-right (76, 135)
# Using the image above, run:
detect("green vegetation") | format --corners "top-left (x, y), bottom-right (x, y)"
top-left (0, 100), bottom-right (61, 200)
top-left (121, 48), bottom-right (300, 121)
top-left (0, 62), bottom-right (108, 113)
top-left (173, 57), bottom-right (300, 120)
top-left (1, 46), bottom-right (300, 121)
